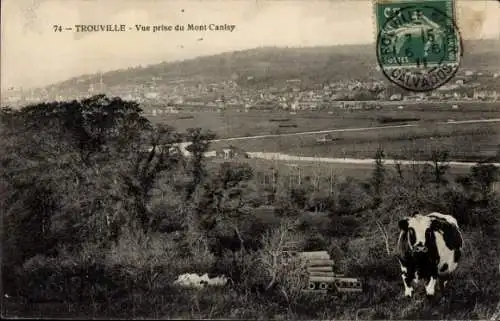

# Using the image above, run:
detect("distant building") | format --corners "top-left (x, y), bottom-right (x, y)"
top-left (216, 146), bottom-right (248, 160)
top-left (493, 181), bottom-right (500, 193)
top-left (204, 151), bottom-right (217, 158)
top-left (473, 90), bottom-right (487, 100)
top-left (121, 93), bottom-right (135, 101)
top-left (173, 97), bottom-right (184, 104)
top-left (404, 95), bottom-right (422, 101)
top-left (165, 106), bottom-right (179, 113)
top-left (389, 94), bottom-right (402, 101)
top-left (145, 92), bottom-right (159, 100)
top-left (437, 84), bottom-right (459, 91)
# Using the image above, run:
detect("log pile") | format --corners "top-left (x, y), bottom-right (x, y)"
top-left (295, 251), bottom-right (363, 293)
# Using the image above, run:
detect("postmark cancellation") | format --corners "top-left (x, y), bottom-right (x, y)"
top-left (374, 0), bottom-right (462, 92)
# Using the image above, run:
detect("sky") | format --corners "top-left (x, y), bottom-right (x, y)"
top-left (1, 0), bottom-right (499, 91)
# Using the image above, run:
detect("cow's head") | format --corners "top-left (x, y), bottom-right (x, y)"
top-left (398, 214), bottom-right (435, 254)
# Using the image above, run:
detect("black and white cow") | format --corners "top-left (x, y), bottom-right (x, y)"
top-left (397, 212), bottom-right (463, 297)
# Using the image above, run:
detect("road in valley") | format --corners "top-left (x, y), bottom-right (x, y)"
top-left (243, 152), bottom-right (500, 168)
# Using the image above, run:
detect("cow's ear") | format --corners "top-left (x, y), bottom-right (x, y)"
top-left (398, 218), bottom-right (409, 231)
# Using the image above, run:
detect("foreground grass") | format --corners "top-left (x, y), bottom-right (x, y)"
top-left (3, 199), bottom-right (499, 320)
top-left (3, 241), bottom-right (498, 320)
top-left (4, 289), bottom-right (496, 320)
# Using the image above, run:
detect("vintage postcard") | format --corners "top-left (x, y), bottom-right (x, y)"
top-left (1, 0), bottom-right (499, 319)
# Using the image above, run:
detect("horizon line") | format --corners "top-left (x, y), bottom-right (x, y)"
top-left (3, 37), bottom-right (500, 93)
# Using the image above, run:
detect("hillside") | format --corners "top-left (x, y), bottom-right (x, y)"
top-left (45, 39), bottom-right (500, 93)
top-left (2, 96), bottom-right (500, 319)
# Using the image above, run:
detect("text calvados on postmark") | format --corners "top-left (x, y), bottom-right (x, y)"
top-left (374, 0), bottom-right (462, 92)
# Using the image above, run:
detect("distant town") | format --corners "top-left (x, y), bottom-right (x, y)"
top-left (2, 67), bottom-right (499, 113)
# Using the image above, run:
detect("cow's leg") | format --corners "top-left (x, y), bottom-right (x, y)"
top-left (425, 267), bottom-right (439, 296)
top-left (438, 274), bottom-right (450, 292)
top-left (400, 264), bottom-right (416, 297)
top-left (438, 278), bottom-right (444, 291)
top-left (425, 277), bottom-right (437, 296)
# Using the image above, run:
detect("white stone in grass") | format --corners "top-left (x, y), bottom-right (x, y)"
top-left (173, 273), bottom-right (228, 289)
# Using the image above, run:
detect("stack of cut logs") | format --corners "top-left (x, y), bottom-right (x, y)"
top-left (296, 251), bottom-right (363, 293)
top-left (298, 251), bottom-right (335, 292)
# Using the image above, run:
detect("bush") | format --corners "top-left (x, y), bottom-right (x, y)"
top-left (16, 253), bottom-right (116, 305)
top-left (342, 237), bottom-right (399, 281)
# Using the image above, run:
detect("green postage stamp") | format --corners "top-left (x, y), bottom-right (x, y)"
top-left (374, 0), bottom-right (462, 92)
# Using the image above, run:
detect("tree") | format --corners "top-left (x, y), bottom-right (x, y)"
top-left (196, 162), bottom-right (254, 254)
top-left (3, 95), bottom-right (150, 164)
top-left (470, 163), bottom-right (500, 201)
top-left (430, 149), bottom-right (450, 186)
top-left (371, 147), bottom-right (386, 207)
top-left (183, 128), bottom-right (216, 203)
top-left (120, 124), bottom-right (183, 233)
top-left (0, 95), bottom-right (184, 264)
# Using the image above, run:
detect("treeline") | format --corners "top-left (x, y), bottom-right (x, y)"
top-left (1, 95), bottom-right (499, 319)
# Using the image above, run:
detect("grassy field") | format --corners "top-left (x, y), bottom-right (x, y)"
top-left (147, 101), bottom-right (500, 139)
top-left (207, 122), bottom-right (500, 162)
top-left (148, 102), bottom-right (500, 161)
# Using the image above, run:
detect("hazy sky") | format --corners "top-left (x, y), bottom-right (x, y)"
top-left (2, 0), bottom-right (499, 91)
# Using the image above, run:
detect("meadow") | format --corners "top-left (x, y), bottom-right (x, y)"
top-left (147, 101), bottom-right (500, 139)
top-left (1, 96), bottom-right (499, 320)
top-left (150, 102), bottom-right (500, 162)
top-left (208, 121), bottom-right (500, 162)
